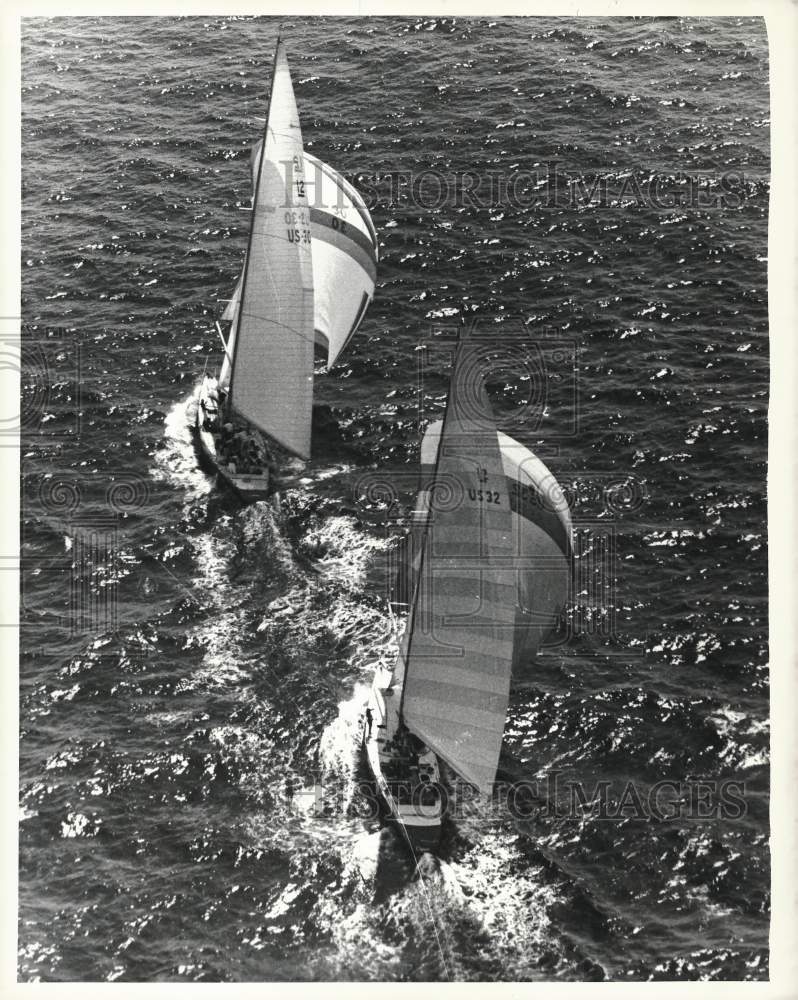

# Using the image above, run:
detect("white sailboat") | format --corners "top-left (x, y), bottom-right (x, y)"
top-left (364, 337), bottom-right (572, 854)
top-left (191, 39), bottom-right (378, 500)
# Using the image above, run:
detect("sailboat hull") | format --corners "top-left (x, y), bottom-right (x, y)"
top-left (363, 670), bottom-right (443, 855)
top-left (190, 380), bottom-right (273, 501)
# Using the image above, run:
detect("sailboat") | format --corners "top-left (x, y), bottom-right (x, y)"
top-left (364, 337), bottom-right (572, 854)
top-left (191, 39), bottom-right (378, 500)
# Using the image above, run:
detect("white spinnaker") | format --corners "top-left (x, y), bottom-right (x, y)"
top-left (227, 39), bottom-right (314, 460)
top-left (401, 347), bottom-right (518, 796)
top-left (420, 420), bottom-right (572, 664)
top-left (220, 151), bottom-right (376, 385)
top-left (303, 151), bottom-right (377, 367)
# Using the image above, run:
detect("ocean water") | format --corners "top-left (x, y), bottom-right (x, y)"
top-left (19, 15), bottom-right (769, 982)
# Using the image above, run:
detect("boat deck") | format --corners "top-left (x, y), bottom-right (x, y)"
top-left (364, 666), bottom-right (443, 853)
top-left (191, 379), bottom-right (273, 501)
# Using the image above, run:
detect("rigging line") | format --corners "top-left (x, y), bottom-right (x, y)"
top-left (138, 551), bottom-right (205, 609)
top-left (405, 840), bottom-right (452, 982)
top-left (234, 311), bottom-right (318, 346)
top-left (215, 321), bottom-right (233, 369)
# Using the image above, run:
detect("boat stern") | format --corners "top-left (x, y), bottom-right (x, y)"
top-left (394, 804), bottom-right (443, 854)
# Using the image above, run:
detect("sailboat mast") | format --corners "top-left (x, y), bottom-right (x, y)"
top-left (225, 34), bottom-right (282, 420)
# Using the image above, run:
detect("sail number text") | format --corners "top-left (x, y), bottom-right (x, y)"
top-left (468, 488), bottom-right (502, 504)
top-left (291, 157), bottom-right (306, 199)
top-left (284, 209), bottom-right (311, 245)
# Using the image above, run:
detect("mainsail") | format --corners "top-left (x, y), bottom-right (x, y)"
top-left (220, 151), bottom-right (377, 380)
top-left (400, 341), bottom-right (519, 795)
top-left (227, 39), bottom-right (314, 460)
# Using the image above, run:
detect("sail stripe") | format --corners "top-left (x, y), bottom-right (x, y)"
top-left (309, 211), bottom-right (378, 283)
top-left (405, 663), bottom-right (511, 694)
top-left (404, 696), bottom-right (507, 731)
top-left (412, 627), bottom-right (515, 661)
top-left (431, 531), bottom-right (519, 560)
top-left (415, 568), bottom-right (517, 600)
top-left (415, 593), bottom-right (518, 623)
top-left (415, 594), bottom-right (521, 624)
top-left (305, 153), bottom-right (378, 248)
top-left (341, 290), bottom-right (370, 354)
top-left (309, 207), bottom-right (377, 265)
top-left (418, 720), bottom-right (502, 769)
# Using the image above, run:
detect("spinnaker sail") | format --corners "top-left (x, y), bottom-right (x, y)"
top-left (419, 421), bottom-right (572, 666)
top-left (303, 151), bottom-right (378, 366)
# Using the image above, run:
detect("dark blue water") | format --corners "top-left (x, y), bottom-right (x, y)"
top-left (20, 15), bottom-right (769, 981)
